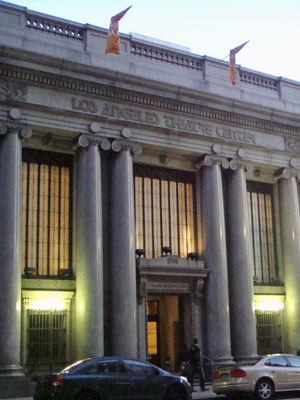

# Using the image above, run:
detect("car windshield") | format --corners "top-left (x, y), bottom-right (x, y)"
top-left (59, 359), bottom-right (92, 374)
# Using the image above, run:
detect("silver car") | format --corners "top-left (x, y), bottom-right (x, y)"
top-left (213, 354), bottom-right (300, 400)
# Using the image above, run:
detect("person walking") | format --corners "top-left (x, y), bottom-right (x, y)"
top-left (187, 338), bottom-right (206, 391)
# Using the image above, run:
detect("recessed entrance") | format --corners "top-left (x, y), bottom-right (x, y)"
top-left (147, 295), bottom-right (190, 371)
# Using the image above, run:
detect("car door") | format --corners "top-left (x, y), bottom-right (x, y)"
top-left (264, 355), bottom-right (293, 390)
top-left (285, 355), bottom-right (300, 389)
top-left (80, 359), bottom-right (130, 400)
top-left (123, 359), bottom-right (164, 400)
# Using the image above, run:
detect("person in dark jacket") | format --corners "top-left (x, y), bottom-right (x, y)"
top-left (187, 338), bottom-right (206, 391)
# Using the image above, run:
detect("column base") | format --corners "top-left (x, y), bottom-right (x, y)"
top-left (0, 364), bottom-right (24, 377)
top-left (0, 376), bottom-right (35, 399)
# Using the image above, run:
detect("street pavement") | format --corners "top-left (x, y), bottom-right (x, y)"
top-left (3, 385), bottom-right (300, 400)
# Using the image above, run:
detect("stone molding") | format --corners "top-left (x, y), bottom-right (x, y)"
top-left (229, 158), bottom-right (254, 172)
top-left (1, 67), bottom-right (300, 138)
top-left (136, 256), bottom-right (208, 304)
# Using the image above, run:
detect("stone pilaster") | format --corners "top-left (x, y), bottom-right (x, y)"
top-left (110, 141), bottom-right (142, 357)
top-left (277, 168), bottom-right (300, 353)
top-left (75, 135), bottom-right (110, 359)
top-left (227, 159), bottom-right (257, 361)
top-left (197, 155), bottom-right (233, 365)
top-left (0, 124), bottom-right (31, 375)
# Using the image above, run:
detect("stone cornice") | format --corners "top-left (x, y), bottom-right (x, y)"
top-left (2, 62), bottom-right (300, 140)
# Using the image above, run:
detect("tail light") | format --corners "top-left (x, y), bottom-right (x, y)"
top-left (230, 369), bottom-right (246, 378)
top-left (214, 371), bottom-right (220, 379)
top-left (51, 376), bottom-right (64, 387)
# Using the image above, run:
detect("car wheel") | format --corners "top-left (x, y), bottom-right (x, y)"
top-left (76, 390), bottom-right (99, 400)
top-left (167, 385), bottom-right (186, 400)
top-left (255, 378), bottom-right (274, 400)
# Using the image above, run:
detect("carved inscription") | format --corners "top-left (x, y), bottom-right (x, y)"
top-left (71, 96), bottom-right (257, 145)
top-left (102, 103), bottom-right (160, 125)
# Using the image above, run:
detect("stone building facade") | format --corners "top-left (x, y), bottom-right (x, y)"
top-left (1, 0), bottom-right (300, 379)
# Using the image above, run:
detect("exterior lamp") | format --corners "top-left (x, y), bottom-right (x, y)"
top-left (136, 249), bottom-right (145, 258)
top-left (162, 246), bottom-right (172, 256)
top-left (187, 252), bottom-right (199, 261)
top-left (24, 267), bottom-right (36, 276)
top-left (255, 300), bottom-right (284, 312)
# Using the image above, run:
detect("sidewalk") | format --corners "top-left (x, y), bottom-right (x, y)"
top-left (192, 384), bottom-right (224, 399)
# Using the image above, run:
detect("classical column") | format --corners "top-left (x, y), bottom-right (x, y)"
top-left (226, 159), bottom-right (257, 361)
top-left (278, 168), bottom-right (300, 353)
top-left (110, 141), bottom-right (141, 357)
top-left (197, 155), bottom-right (232, 365)
top-left (76, 136), bottom-right (109, 359)
top-left (0, 127), bottom-right (23, 375)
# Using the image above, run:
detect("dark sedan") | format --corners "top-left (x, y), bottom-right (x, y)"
top-left (33, 356), bottom-right (192, 400)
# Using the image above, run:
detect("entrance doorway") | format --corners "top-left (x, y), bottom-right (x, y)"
top-left (147, 295), bottom-right (189, 371)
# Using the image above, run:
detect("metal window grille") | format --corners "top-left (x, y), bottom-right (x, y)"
top-left (247, 181), bottom-right (278, 284)
top-left (256, 310), bottom-right (282, 355)
top-left (134, 165), bottom-right (196, 258)
top-left (27, 310), bottom-right (67, 365)
top-left (22, 150), bottom-right (72, 276)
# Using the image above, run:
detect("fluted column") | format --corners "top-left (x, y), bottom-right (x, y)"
top-left (278, 168), bottom-right (300, 353)
top-left (110, 141), bottom-right (141, 357)
top-left (227, 159), bottom-right (257, 361)
top-left (76, 136), bottom-right (110, 359)
top-left (197, 155), bottom-right (232, 364)
top-left (0, 127), bottom-right (23, 375)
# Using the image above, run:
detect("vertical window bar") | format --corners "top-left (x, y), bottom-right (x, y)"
top-left (168, 180), bottom-right (172, 253)
top-left (47, 166), bottom-right (51, 275)
top-left (142, 177), bottom-right (146, 254)
top-left (36, 164), bottom-right (41, 275)
top-left (263, 193), bottom-right (271, 281)
top-left (58, 167), bottom-right (62, 271)
top-left (25, 163), bottom-right (30, 271)
top-left (151, 178), bottom-right (155, 258)
top-left (176, 182), bottom-right (180, 256)
top-left (159, 179), bottom-right (163, 255)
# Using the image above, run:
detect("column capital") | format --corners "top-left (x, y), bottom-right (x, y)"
top-left (76, 135), bottom-right (111, 151)
top-left (195, 154), bottom-right (229, 170)
top-left (111, 139), bottom-right (142, 156)
top-left (0, 123), bottom-right (32, 140)
top-left (274, 167), bottom-right (300, 181)
top-left (229, 159), bottom-right (254, 173)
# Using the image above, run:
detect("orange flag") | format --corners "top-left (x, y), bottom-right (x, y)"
top-left (229, 41), bottom-right (249, 85)
top-left (105, 6), bottom-right (132, 54)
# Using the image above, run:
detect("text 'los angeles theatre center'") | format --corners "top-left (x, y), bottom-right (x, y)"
top-left (1, 0), bottom-right (300, 378)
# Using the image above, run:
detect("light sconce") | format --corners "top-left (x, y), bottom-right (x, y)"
top-left (162, 246), bottom-right (172, 256)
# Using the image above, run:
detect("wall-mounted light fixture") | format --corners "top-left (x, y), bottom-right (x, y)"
top-left (162, 246), bottom-right (172, 256)
top-left (136, 249), bottom-right (145, 258)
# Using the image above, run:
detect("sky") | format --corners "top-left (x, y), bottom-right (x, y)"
top-left (5, 0), bottom-right (300, 82)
